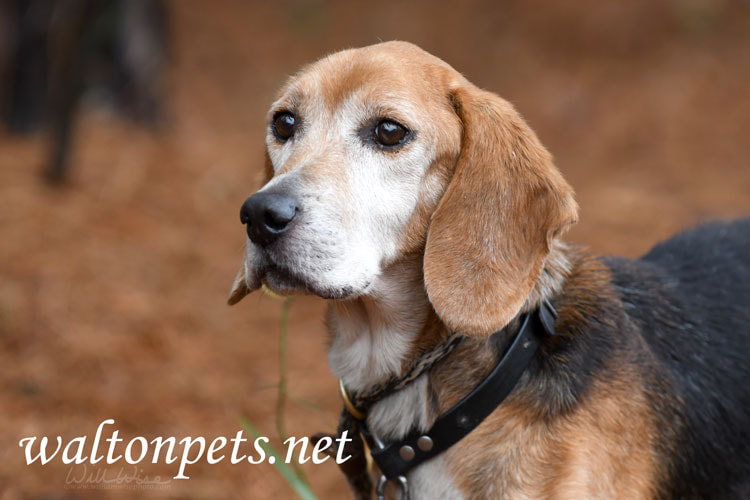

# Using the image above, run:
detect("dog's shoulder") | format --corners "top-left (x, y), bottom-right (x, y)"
top-left (605, 218), bottom-right (750, 352)
top-left (599, 218), bottom-right (750, 498)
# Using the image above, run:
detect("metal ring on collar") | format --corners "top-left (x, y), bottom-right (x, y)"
top-left (376, 474), bottom-right (409, 500)
top-left (339, 379), bottom-right (366, 420)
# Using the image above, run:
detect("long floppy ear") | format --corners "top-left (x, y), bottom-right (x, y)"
top-left (424, 83), bottom-right (578, 336)
top-left (227, 264), bottom-right (250, 305)
top-left (227, 151), bottom-right (276, 305)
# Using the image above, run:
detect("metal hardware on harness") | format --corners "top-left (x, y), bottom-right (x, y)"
top-left (373, 434), bottom-right (409, 500)
top-left (376, 474), bottom-right (408, 500)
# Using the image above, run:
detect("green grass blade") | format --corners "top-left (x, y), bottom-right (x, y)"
top-left (239, 416), bottom-right (319, 500)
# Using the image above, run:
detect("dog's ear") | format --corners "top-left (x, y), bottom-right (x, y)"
top-left (424, 84), bottom-right (578, 336)
top-left (227, 263), bottom-right (249, 305)
top-left (228, 152), bottom-right (275, 306)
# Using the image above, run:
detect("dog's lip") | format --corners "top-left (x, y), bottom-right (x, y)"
top-left (260, 260), bottom-right (309, 292)
top-left (258, 258), bottom-right (365, 300)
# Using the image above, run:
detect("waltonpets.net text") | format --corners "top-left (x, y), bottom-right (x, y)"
top-left (19, 419), bottom-right (352, 479)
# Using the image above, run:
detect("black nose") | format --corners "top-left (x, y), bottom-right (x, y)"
top-left (240, 192), bottom-right (299, 247)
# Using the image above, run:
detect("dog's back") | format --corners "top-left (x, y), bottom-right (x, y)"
top-left (606, 219), bottom-right (750, 498)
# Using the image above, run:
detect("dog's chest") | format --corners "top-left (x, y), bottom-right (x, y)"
top-left (364, 378), bottom-right (558, 500)
top-left (367, 377), bottom-right (466, 500)
top-left (325, 294), bottom-right (572, 499)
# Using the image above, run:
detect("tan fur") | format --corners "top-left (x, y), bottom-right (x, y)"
top-left (424, 81), bottom-right (578, 338)
top-left (227, 264), bottom-right (249, 305)
top-left (431, 255), bottom-right (658, 499)
top-left (444, 372), bottom-right (657, 500)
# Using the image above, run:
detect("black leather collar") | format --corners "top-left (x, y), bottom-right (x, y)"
top-left (360, 300), bottom-right (557, 483)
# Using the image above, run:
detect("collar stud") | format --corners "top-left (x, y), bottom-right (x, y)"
top-left (399, 445), bottom-right (415, 461)
top-left (417, 436), bottom-right (433, 451)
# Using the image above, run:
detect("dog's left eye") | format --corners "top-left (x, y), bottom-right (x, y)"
top-left (374, 120), bottom-right (408, 147)
top-left (272, 112), bottom-right (297, 142)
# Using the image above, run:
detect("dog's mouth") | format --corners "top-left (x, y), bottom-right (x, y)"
top-left (258, 258), bottom-right (362, 300)
top-left (260, 261), bottom-right (312, 296)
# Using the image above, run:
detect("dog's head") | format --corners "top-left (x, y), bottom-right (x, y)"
top-left (228, 41), bottom-right (577, 336)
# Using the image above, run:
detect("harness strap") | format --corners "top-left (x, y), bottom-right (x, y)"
top-left (314, 300), bottom-right (557, 499)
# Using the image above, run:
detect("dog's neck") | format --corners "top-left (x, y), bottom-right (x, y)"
top-left (327, 253), bottom-right (435, 394)
top-left (328, 241), bottom-right (571, 398)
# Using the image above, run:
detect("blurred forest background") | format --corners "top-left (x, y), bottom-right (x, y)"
top-left (0, 0), bottom-right (748, 499)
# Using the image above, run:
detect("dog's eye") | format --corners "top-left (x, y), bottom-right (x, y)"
top-left (272, 112), bottom-right (296, 142)
top-left (374, 120), bottom-right (408, 147)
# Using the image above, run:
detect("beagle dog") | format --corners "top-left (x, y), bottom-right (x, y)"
top-left (228, 41), bottom-right (750, 499)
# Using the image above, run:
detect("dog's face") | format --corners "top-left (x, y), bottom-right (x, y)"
top-left (232, 43), bottom-right (461, 300)
top-left (230, 42), bottom-right (578, 336)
